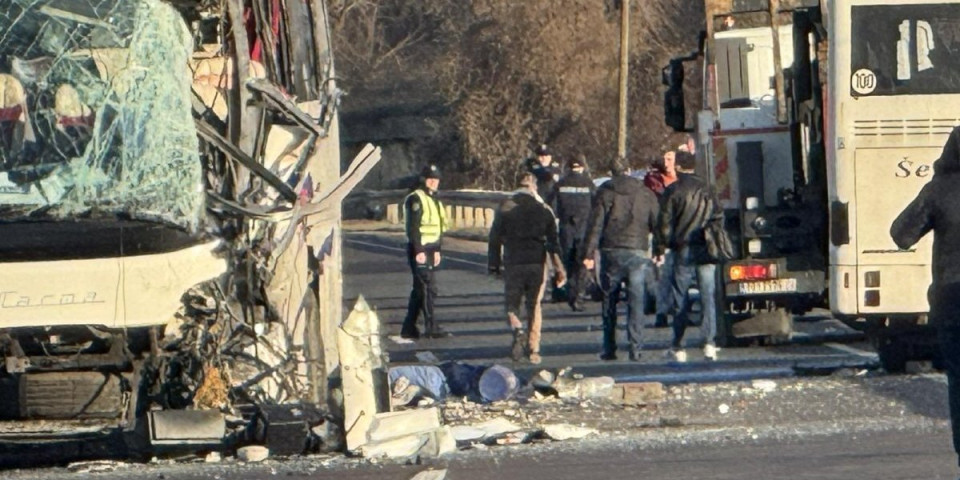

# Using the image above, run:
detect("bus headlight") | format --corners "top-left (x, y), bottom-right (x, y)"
top-left (748, 239), bottom-right (762, 254)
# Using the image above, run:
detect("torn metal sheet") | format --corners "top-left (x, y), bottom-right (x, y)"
top-left (338, 296), bottom-right (390, 452)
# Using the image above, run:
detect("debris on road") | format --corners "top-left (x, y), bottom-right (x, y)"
top-left (450, 418), bottom-right (523, 442)
top-left (751, 379), bottom-right (778, 393)
top-left (359, 408), bottom-right (455, 459)
top-left (610, 382), bottom-right (665, 406)
top-left (416, 351), bottom-right (442, 364)
top-left (338, 297), bottom-right (391, 452)
top-left (237, 445), bottom-right (270, 463)
top-left (542, 424), bottom-right (598, 441)
top-left (66, 460), bottom-right (128, 474)
top-left (552, 368), bottom-right (615, 400)
top-left (410, 469), bottom-right (448, 480)
top-left (478, 365), bottom-right (520, 402)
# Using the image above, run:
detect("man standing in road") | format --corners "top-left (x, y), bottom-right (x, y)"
top-left (657, 151), bottom-right (722, 362)
top-left (583, 158), bottom-right (659, 361)
top-left (645, 150), bottom-right (680, 328)
top-left (489, 172), bottom-right (566, 365)
top-left (891, 126), bottom-right (960, 475)
top-left (552, 156), bottom-right (596, 311)
top-left (400, 165), bottom-right (448, 340)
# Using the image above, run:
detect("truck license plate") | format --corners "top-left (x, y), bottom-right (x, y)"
top-left (738, 278), bottom-right (797, 295)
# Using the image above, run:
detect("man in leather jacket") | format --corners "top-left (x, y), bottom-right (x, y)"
top-left (583, 158), bottom-right (659, 361)
top-left (656, 151), bottom-right (722, 362)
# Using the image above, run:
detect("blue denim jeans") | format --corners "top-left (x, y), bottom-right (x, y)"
top-left (655, 250), bottom-right (675, 316)
top-left (670, 246), bottom-right (718, 349)
top-left (599, 249), bottom-right (656, 356)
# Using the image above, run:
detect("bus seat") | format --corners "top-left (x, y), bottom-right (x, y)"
top-left (54, 84), bottom-right (94, 128)
top-left (190, 56), bottom-right (266, 89)
top-left (192, 83), bottom-right (228, 120)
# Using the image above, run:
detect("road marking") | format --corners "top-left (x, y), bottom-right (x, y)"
top-left (920, 373), bottom-right (947, 384)
top-left (345, 238), bottom-right (488, 268)
top-left (824, 342), bottom-right (878, 359)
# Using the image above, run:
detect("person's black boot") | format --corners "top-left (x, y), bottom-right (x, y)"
top-left (511, 329), bottom-right (528, 362)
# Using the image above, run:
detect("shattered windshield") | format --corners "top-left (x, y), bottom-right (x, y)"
top-left (0, 0), bottom-right (204, 230)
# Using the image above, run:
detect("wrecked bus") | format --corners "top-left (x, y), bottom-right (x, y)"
top-left (0, 0), bottom-right (356, 458)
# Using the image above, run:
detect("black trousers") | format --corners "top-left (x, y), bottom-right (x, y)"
top-left (939, 325), bottom-right (960, 466)
top-left (561, 237), bottom-right (587, 304)
top-left (401, 260), bottom-right (438, 336)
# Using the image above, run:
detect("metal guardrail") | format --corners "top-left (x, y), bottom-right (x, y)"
top-left (346, 189), bottom-right (512, 229)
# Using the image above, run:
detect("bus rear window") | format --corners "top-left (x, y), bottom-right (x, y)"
top-left (850, 4), bottom-right (960, 97)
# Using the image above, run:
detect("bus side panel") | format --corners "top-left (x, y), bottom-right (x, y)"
top-left (0, 259), bottom-right (121, 328)
top-left (121, 241), bottom-right (227, 328)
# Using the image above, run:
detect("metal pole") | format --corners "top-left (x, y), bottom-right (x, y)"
top-left (617, 0), bottom-right (630, 160)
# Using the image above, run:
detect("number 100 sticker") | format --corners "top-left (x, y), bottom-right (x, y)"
top-left (852, 69), bottom-right (877, 95)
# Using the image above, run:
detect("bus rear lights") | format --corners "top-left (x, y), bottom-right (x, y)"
top-left (864, 270), bottom-right (880, 288)
top-left (729, 263), bottom-right (776, 281)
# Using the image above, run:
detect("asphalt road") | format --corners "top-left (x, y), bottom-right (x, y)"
top-left (343, 229), bottom-right (881, 383)
top-left (8, 428), bottom-right (956, 479)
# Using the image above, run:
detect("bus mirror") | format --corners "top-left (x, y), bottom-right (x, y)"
top-left (661, 59), bottom-right (684, 87)
top-left (664, 86), bottom-right (686, 132)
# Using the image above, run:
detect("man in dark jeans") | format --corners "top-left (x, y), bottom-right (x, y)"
top-left (489, 172), bottom-right (565, 365)
top-left (891, 126), bottom-right (960, 476)
top-left (400, 165), bottom-right (448, 340)
top-left (552, 156), bottom-right (596, 311)
top-left (583, 158), bottom-right (659, 361)
top-left (656, 151), bottom-right (721, 362)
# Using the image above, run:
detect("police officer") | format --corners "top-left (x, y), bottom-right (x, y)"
top-left (400, 165), bottom-right (448, 340)
top-left (525, 144), bottom-right (561, 208)
top-left (552, 156), bottom-right (596, 311)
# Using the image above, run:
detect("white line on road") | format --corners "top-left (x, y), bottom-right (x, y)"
top-left (345, 238), bottom-right (488, 268)
top-left (824, 342), bottom-right (878, 359)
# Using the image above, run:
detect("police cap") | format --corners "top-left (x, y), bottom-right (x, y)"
top-left (420, 164), bottom-right (442, 180)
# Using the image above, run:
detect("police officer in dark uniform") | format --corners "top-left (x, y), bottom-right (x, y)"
top-left (552, 156), bottom-right (596, 311)
top-left (525, 144), bottom-right (561, 208)
top-left (400, 165), bottom-right (448, 340)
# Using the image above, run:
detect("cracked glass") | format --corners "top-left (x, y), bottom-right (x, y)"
top-left (0, 0), bottom-right (204, 230)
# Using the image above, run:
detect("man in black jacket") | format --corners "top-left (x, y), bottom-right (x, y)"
top-left (552, 156), bottom-right (596, 311)
top-left (582, 158), bottom-right (659, 361)
top-left (891, 126), bottom-right (960, 473)
top-left (656, 152), bottom-right (722, 362)
top-left (489, 172), bottom-right (566, 365)
top-left (400, 165), bottom-right (448, 340)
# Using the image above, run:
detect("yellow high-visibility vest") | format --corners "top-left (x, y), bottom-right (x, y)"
top-left (407, 189), bottom-right (446, 244)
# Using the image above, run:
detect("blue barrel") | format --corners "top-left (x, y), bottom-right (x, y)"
top-left (478, 364), bottom-right (519, 402)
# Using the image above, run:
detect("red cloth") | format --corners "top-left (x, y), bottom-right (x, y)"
top-left (0, 105), bottom-right (22, 122)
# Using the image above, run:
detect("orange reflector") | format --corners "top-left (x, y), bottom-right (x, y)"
top-left (729, 265), bottom-right (746, 281)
